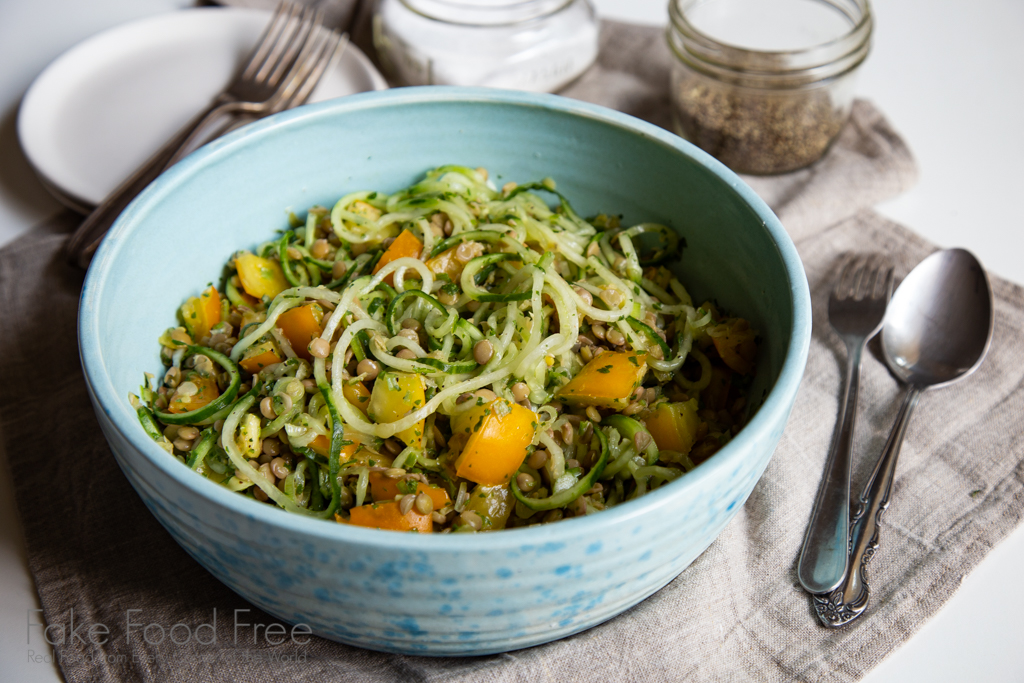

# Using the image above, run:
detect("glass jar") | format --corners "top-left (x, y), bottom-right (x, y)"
top-left (667, 0), bottom-right (872, 175)
top-left (373, 0), bottom-right (599, 92)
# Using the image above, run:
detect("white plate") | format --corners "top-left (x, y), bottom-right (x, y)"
top-left (17, 7), bottom-right (387, 210)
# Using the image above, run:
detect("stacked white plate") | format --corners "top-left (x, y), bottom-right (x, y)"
top-left (18, 7), bottom-right (387, 212)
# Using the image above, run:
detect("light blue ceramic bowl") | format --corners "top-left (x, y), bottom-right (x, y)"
top-left (79, 87), bottom-right (810, 655)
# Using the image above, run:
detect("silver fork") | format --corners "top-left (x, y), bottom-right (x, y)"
top-left (163, 22), bottom-right (347, 168)
top-left (65, 1), bottom-right (339, 268)
top-left (798, 255), bottom-right (895, 597)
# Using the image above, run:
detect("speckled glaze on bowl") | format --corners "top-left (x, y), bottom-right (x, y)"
top-left (79, 87), bottom-right (810, 656)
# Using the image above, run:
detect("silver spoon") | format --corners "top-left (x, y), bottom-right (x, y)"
top-left (812, 248), bottom-right (994, 627)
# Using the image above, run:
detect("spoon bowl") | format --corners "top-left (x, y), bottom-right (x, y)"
top-left (813, 248), bottom-right (993, 627)
top-left (882, 248), bottom-right (993, 388)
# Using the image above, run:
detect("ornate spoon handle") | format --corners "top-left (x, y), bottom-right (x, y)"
top-left (813, 387), bottom-right (922, 627)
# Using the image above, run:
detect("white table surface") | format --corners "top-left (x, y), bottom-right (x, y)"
top-left (1, 1), bottom-right (1022, 681)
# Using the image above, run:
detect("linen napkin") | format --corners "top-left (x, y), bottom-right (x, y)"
top-left (6, 18), bottom-right (1023, 683)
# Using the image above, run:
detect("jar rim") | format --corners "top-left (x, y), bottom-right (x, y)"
top-left (399, 0), bottom-right (577, 26)
top-left (668, 0), bottom-right (872, 84)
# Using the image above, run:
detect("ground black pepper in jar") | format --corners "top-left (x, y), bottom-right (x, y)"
top-left (667, 0), bottom-right (872, 175)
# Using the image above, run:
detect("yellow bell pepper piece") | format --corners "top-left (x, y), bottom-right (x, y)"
top-left (235, 251), bottom-right (288, 300)
top-left (350, 199), bottom-right (382, 222)
top-left (373, 229), bottom-right (423, 285)
top-left (556, 351), bottom-right (648, 408)
top-left (167, 374), bottom-right (220, 414)
top-left (238, 340), bottom-right (284, 374)
top-left (462, 484), bottom-right (514, 530)
top-left (346, 501), bottom-right (432, 532)
top-left (276, 303), bottom-right (323, 360)
top-left (643, 400), bottom-right (700, 455)
top-left (180, 286), bottom-right (221, 341)
top-left (368, 372), bottom-right (426, 448)
top-left (452, 398), bottom-right (537, 486)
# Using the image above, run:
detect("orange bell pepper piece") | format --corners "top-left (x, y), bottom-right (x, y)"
top-left (238, 340), bottom-right (284, 374)
top-left (235, 251), bottom-right (289, 300)
top-left (709, 318), bottom-right (757, 375)
top-left (308, 435), bottom-right (330, 457)
top-left (342, 380), bottom-right (372, 417)
top-left (372, 230), bottom-right (423, 285)
top-left (643, 400), bottom-right (700, 455)
top-left (180, 286), bottom-right (221, 341)
top-left (368, 471), bottom-right (451, 509)
top-left (276, 304), bottom-right (324, 360)
top-left (168, 375), bottom-right (221, 414)
top-left (424, 246), bottom-right (464, 283)
top-left (452, 398), bottom-right (537, 486)
top-left (556, 351), bottom-right (648, 408)
top-left (368, 372), bottom-right (426, 448)
top-left (347, 501), bottom-right (432, 532)
top-left (307, 436), bottom-right (357, 460)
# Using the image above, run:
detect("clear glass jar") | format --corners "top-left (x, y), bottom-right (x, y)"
top-left (667, 0), bottom-right (872, 175)
top-left (373, 0), bottom-right (599, 92)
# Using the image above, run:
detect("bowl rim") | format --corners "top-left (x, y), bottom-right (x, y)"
top-left (79, 86), bottom-right (811, 551)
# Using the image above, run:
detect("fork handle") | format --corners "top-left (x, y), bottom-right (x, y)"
top-left (797, 338), bottom-right (865, 594)
top-left (812, 387), bottom-right (922, 627)
top-left (64, 96), bottom-right (234, 268)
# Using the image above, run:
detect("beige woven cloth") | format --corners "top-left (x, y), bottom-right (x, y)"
top-left (4, 13), bottom-right (1024, 683)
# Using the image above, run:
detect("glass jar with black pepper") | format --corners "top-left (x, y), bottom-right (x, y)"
top-left (667, 0), bottom-right (872, 175)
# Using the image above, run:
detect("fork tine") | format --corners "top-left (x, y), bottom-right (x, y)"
top-left (264, 6), bottom-right (322, 86)
top-left (203, 30), bottom-right (343, 141)
top-left (834, 257), bottom-right (855, 296)
top-left (291, 29), bottom-right (342, 96)
top-left (240, 1), bottom-right (301, 81)
top-left (856, 257), bottom-right (881, 298)
top-left (879, 265), bottom-right (895, 300)
top-left (834, 255), bottom-right (861, 298)
top-left (272, 24), bottom-right (334, 105)
top-left (250, 3), bottom-right (310, 86)
top-left (850, 257), bottom-right (873, 298)
top-left (860, 256), bottom-right (894, 299)
top-left (288, 33), bottom-right (348, 108)
top-left (254, 5), bottom-right (306, 84)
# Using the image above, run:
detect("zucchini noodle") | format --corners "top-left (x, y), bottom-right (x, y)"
top-left (135, 165), bottom-right (760, 533)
